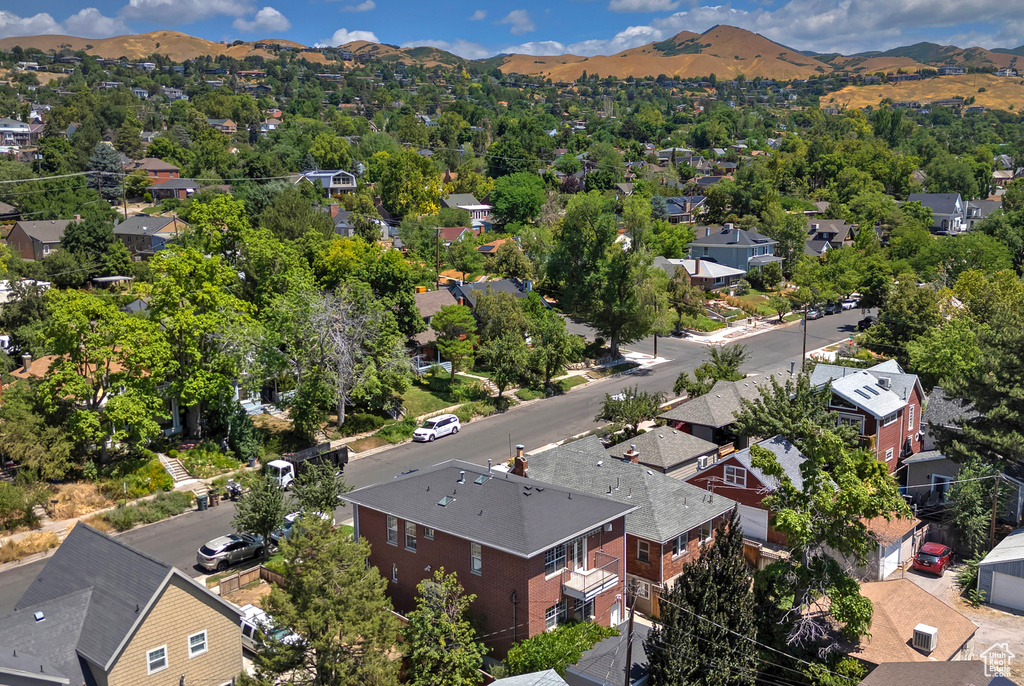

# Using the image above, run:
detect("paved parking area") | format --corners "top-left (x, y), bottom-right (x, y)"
top-left (892, 564), bottom-right (1024, 680)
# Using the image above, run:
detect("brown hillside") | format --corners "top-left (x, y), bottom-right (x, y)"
top-left (824, 73), bottom-right (1024, 111)
top-left (0, 31), bottom-right (278, 61)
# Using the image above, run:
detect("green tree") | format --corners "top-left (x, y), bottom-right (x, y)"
top-left (667, 268), bottom-right (705, 331)
top-left (530, 310), bottom-right (585, 386)
top-left (590, 244), bottom-right (667, 356)
top-left (308, 132), bottom-right (353, 171)
top-left (491, 172), bottom-right (545, 226)
top-left (478, 331), bottom-right (528, 400)
top-left (906, 316), bottom-right (981, 390)
top-left (432, 304), bottom-right (478, 382)
top-left (474, 290), bottom-right (527, 342)
top-left (646, 509), bottom-right (756, 686)
top-left (291, 460), bottom-right (352, 517)
top-left (733, 373), bottom-right (856, 449)
top-left (231, 474), bottom-right (285, 561)
top-left (405, 569), bottom-right (486, 686)
top-left (945, 458), bottom-right (1002, 557)
top-left (493, 240), bottom-right (531, 279)
top-left (506, 623), bottom-right (618, 677)
top-left (61, 212), bottom-right (114, 270)
top-left (595, 385), bottom-right (665, 437)
top-left (0, 381), bottom-right (75, 480)
top-left (547, 192), bottom-right (618, 318)
top-left (114, 115), bottom-right (144, 159)
top-left (767, 295), bottom-right (791, 322)
top-left (88, 142), bottom-right (123, 202)
top-left (257, 519), bottom-right (401, 686)
top-left (379, 151), bottom-right (442, 217)
top-left (259, 187), bottom-right (334, 242)
top-left (867, 280), bottom-right (941, 366)
top-left (673, 345), bottom-right (747, 398)
top-left (225, 402), bottom-right (261, 463)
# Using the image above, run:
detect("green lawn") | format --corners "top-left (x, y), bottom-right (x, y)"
top-left (558, 376), bottom-right (587, 391)
top-left (589, 362), bottom-right (639, 379)
top-left (402, 384), bottom-right (458, 418)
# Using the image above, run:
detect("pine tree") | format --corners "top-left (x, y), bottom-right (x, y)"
top-left (88, 142), bottom-right (123, 202)
top-left (405, 569), bottom-right (486, 686)
top-left (645, 509), bottom-right (757, 686)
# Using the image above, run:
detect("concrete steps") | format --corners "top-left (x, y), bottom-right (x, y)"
top-left (159, 453), bottom-right (190, 482)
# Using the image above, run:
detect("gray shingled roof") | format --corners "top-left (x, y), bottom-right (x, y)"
top-left (907, 192), bottom-right (962, 215)
top-left (528, 436), bottom-right (735, 543)
top-left (689, 226), bottom-right (777, 247)
top-left (13, 220), bottom-right (72, 244)
top-left (344, 460), bottom-right (637, 557)
top-left (564, 621), bottom-right (649, 686)
top-left (150, 178), bottom-right (199, 191)
top-left (857, 660), bottom-right (990, 686)
top-left (494, 670), bottom-right (569, 686)
top-left (442, 193), bottom-right (482, 207)
top-left (924, 387), bottom-right (979, 429)
top-left (659, 375), bottom-right (784, 428)
top-left (729, 435), bottom-right (806, 491)
top-left (607, 427), bottom-right (718, 470)
top-left (0, 645), bottom-right (71, 684)
top-left (452, 279), bottom-right (527, 308)
top-left (979, 527), bottom-right (1024, 566)
top-left (0, 588), bottom-right (92, 685)
top-left (113, 215), bottom-right (183, 236)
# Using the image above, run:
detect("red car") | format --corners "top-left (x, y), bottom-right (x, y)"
top-left (913, 542), bottom-right (954, 576)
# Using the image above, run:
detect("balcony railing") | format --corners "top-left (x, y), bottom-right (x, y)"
top-left (562, 551), bottom-right (620, 601)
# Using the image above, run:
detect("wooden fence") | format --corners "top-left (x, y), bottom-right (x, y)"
top-left (217, 565), bottom-right (286, 595)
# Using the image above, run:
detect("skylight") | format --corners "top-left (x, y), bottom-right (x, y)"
top-left (438, 496), bottom-right (455, 507)
top-left (474, 474), bottom-right (488, 485)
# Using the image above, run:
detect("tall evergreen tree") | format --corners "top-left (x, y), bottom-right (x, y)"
top-left (645, 509), bottom-right (757, 686)
top-left (88, 141), bottom-right (123, 202)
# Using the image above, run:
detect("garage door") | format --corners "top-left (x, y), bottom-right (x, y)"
top-left (881, 542), bottom-right (901, 579)
top-left (737, 504), bottom-right (768, 541)
top-left (991, 571), bottom-right (1024, 612)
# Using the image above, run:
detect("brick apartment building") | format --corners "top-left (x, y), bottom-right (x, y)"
top-left (345, 459), bottom-right (636, 656)
top-left (524, 436), bottom-right (736, 619)
top-left (809, 360), bottom-right (924, 474)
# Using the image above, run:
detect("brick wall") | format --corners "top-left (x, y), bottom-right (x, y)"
top-left (356, 505), bottom-right (626, 657)
top-left (105, 575), bottom-right (240, 686)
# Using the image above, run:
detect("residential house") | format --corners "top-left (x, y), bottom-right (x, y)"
top-left (113, 215), bottom-right (186, 259)
top-left (604, 425), bottom-right (719, 479)
top-left (858, 661), bottom-right (1003, 686)
top-left (206, 118), bottom-right (236, 134)
top-left (937, 66), bottom-right (966, 75)
top-left (437, 226), bottom-right (478, 246)
top-left (907, 193), bottom-right (965, 234)
top-left (149, 178), bottom-right (200, 202)
top-left (450, 278), bottom-right (534, 309)
top-left (160, 87), bottom-right (188, 101)
top-left (0, 278), bottom-right (50, 305)
top-left (0, 524), bottom-right (241, 686)
top-left (834, 515), bottom-right (920, 581)
top-left (564, 621), bottom-right (650, 686)
top-left (478, 238), bottom-right (513, 257)
top-left (526, 436), bottom-right (736, 619)
top-left (652, 256), bottom-right (746, 291)
top-left (0, 200), bottom-right (20, 221)
top-left (663, 196), bottom-right (706, 224)
top-left (410, 288), bottom-right (457, 366)
top-left (296, 169), bottom-right (357, 196)
top-left (123, 157), bottom-right (180, 181)
top-left (977, 528), bottom-right (1024, 613)
top-left (844, 579), bottom-right (976, 666)
top-left (805, 219), bottom-right (856, 256)
top-left (0, 117), bottom-right (32, 148)
top-left (809, 360), bottom-right (925, 473)
top-left (345, 458), bottom-right (637, 656)
top-left (440, 193), bottom-right (491, 226)
top-left (687, 224), bottom-right (783, 272)
top-left (685, 435), bottom-right (805, 544)
top-left (996, 69), bottom-right (1018, 77)
top-left (965, 199), bottom-right (1002, 230)
top-left (6, 219), bottom-right (74, 261)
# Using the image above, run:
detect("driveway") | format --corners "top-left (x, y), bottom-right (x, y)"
top-left (894, 564), bottom-right (1024, 680)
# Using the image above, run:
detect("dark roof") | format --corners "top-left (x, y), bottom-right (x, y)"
top-left (150, 177), bottom-right (200, 191)
top-left (564, 622), bottom-right (649, 686)
top-left (441, 193), bottom-right (482, 208)
top-left (0, 642), bottom-right (71, 684)
top-left (925, 387), bottom-right (980, 430)
top-left (13, 220), bottom-right (72, 244)
top-left (907, 192), bottom-right (962, 215)
top-left (606, 427), bottom-right (718, 471)
top-left (728, 435), bottom-right (806, 491)
top-left (414, 289), bottom-right (457, 318)
top-left (451, 279), bottom-right (527, 308)
top-left (659, 373), bottom-right (795, 428)
top-left (689, 226), bottom-right (776, 248)
top-left (0, 589), bottom-right (92, 686)
top-left (857, 660), bottom-right (993, 686)
top-left (528, 436), bottom-right (735, 543)
top-left (124, 157), bottom-right (179, 172)
top-left (113, 214), bottom-right (184, 236)
top-left (344, 460), bottom-right (638, 557)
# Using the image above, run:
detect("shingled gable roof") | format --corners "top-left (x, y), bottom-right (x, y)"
top-left (344, 459), bottom-right (638, 557)
top-left (810, 361), bottom-right (922, 418)
top-left (606, 426), bottom-right (719, 471)
top-left (526, 436), bottom-right (735, 544)
top-left (5, 524), bottom-right (238, 675)
top-left (113, 214), bottom-right (185, 236)
top-left (12, 219), bottom-right (72, 244)
top-left (658, 373), bottom-right (793, 428)
top-left (688, 225), bottom-right (777, 247)
top-left (727, 435), bottom-right (806, 492)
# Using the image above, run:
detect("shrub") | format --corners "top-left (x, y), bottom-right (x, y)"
top-left (98, 453), bottom-right (173, 499)
top-left (734, 279), bottom-right (751, 296)
top-left (340, 412), bottom-right (387, 437)
top-left (678, 314), bottom-right (726, 332)
top-left (0, 482), bottom-right (44, 532)
top-left (97, 491), bottom-right (195, 532)
top-left (506, 622), bottom-right (618, 676)
top-left (956, 552), bottom-right (984, 593)
top-left (179, 443), bottom-right (243, 479)
top-left (377, 419), bottom-right (417, 444)
top-left (0, 531), bottom-right (59, 563)
top-left (516, 388), bottom-right (544, 401)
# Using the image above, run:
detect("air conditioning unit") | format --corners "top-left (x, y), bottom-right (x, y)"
top-left (697, 455), bottom-right (711, 470)
top-left (912, 623), bottom-right (937, 653)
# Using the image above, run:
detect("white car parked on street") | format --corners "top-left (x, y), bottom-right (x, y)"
top-left (413, 414), bottom-right (460, 442)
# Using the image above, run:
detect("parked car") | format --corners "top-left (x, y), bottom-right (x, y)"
top-left (805, 308), bottom-right (823, 320)
top-left (823, 302), bottom-right (842, 315)
top-left (196, 533), bottom-right (264, 572)
top-left (270, 511), bottom-right (334, 545)
top-left (912, 542), bottom-right (955, 576)
top-left (857, 315), bottom-right (877, 331)
top-left (240, 604), bottom-right (300, 652)
top-left (841, 298), bottom-right (858, 310)
top-left (413, 413), bottom-right (461, 442)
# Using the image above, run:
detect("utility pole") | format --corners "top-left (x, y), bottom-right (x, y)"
top-left (623, 598), bottom-right (636, 686)
top-left (120, 172), bottom-right (128, 218)
top-left (989, 475), bottom-right (1001, 551)
top-left (801, 304), bottom-right (809, 371)
top-left (435, 227), bottom-right (441, 280)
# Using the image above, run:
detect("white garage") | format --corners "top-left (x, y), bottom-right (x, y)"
top-left (737, 504), bottom-right (769, 541)
top-left (978, 528), bottom-right (1024, 612)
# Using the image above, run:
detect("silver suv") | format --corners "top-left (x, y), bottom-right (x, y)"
top-left (196, 533), bottom-right (264, 572)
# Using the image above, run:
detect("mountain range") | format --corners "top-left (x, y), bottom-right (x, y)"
top-left (2, 25), bottom-right (1023, 81)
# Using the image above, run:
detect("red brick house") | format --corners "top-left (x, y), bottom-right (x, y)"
top-left (809, 361), bottom-right (924, 473)
top-left (123, 157), bottom-right (180, 180)
top-left (525, 436), bottom-right (736, 619)
top-left (345, 459), bottom-right (636, 656)
top-left (684, 435), bottom-right (805, 545)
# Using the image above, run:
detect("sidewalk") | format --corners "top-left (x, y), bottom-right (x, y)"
top-left (679, 316), bottom-right (801, 346)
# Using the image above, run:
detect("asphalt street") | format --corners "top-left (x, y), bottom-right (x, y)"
top-left (0, 309), bottom-right (866, 615)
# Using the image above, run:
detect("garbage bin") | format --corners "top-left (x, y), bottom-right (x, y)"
top-left (208, 490), bottom-right (219, 507)
top-left (196, 493), bottom-right (209, 511)
top-left (248, 456), bottom-right (257, 468)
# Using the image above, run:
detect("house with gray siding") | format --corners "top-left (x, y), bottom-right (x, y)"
top-left (977, 528), bottom-right (1024, 613)
top-left (687, 224), bottom-right (782, 272)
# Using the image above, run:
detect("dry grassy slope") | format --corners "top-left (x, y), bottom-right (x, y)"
top-left (828, 55), bottom-right (930, 73)
top-left (824, 73), bottom-right (1024, 110)
top-left (0, 31), bottom-right (283, 61)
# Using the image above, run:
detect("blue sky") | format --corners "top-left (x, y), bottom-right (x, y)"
top-left (1, 1), bottom-right (1022, 58)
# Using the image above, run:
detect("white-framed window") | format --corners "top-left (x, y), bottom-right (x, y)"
top-left (882, 412), bottom-right (898, 427)
top-left (544, 545), bottom-right (566, 576)
top-left (386, 515), bottom-right (398, 545)
top-left (724, 465), bottom-right (747, 488)
top-left (636, 539), bottom-right (650, 563)
top-left (908, 404), bottom-right (915, 431)
top-left (424, 526), bottom-right (434, 540)
top-left (392, 564), bottom-right (398, 583)
top-left (885, 448), bottom-right (894, 461)
top-left (146, 646), bottom-right (168, 675)
top-left (545, 601), bottom-right (567, 631)
top-left (405, 521), bottom-right (417, 551)
top-left (837, 413), bottom-right (866, 435)
top-left (574, 597), bottom-right (594, 619)
top-left (699, 520), bottom-right (714, 544)
top-left (670, 532), bottom-right (689, 558)
top-left (634, 580), bottom-right (650, 599)
top-left (471, 542), bottom-right (482, 575)
top-left (188, 631), bottom-right (208, 658)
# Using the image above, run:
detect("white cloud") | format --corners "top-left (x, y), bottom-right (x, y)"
top-left (608, 0), bottom-right (680, 13)
top-left (504, 40), bottom-right (568, 55)
top-left (469, 9), bottom-right (487, 20)
top-left (0, 8), bottom-right (128, 39)
top-left (340, 0), bottom-right (376, 12)
top-left (319, 27), bottom-right (380, 46)
top-left (401, 38), bottom-right (492, 59)
top-left (232, 6), bottom-right (291, 32)
top-left (120, 0), bottom-right (252, 24)
top-left (498, 9), bottom-right (535, 36)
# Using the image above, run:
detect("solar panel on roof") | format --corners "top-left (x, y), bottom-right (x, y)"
top-left (866, 385), bottom-right (880, 395)
top-left (855, 389), bottom-right (871, 399)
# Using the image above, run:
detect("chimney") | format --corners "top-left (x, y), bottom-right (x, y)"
top-left (734, 228), bottom-right (740, 241)
top-left (878, 377), bottom-right (891, 390)
top-left (329, 203), bottom-right (340, 218)
top-left (21, 353), bottom-right (31, 374)
top-left (511, 445), bottom-right (528, 477)
top-left (623, 444), bottom-right (640, 463)
top-left (73, 214), bottom-right (81, 222)
top-left (811, 223), bottom-right (820, 230)
top-left (724, 222), bottom-right (734, 231)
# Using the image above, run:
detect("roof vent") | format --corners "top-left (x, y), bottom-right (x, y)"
top-left (912, 624), bottom-right (937, 653)
top-left (33, 611), bottom-right (44, 622)
top-left (458, 470), bottom-right (465, 484)
top-left (597, 460), bottom-right (603, 467)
